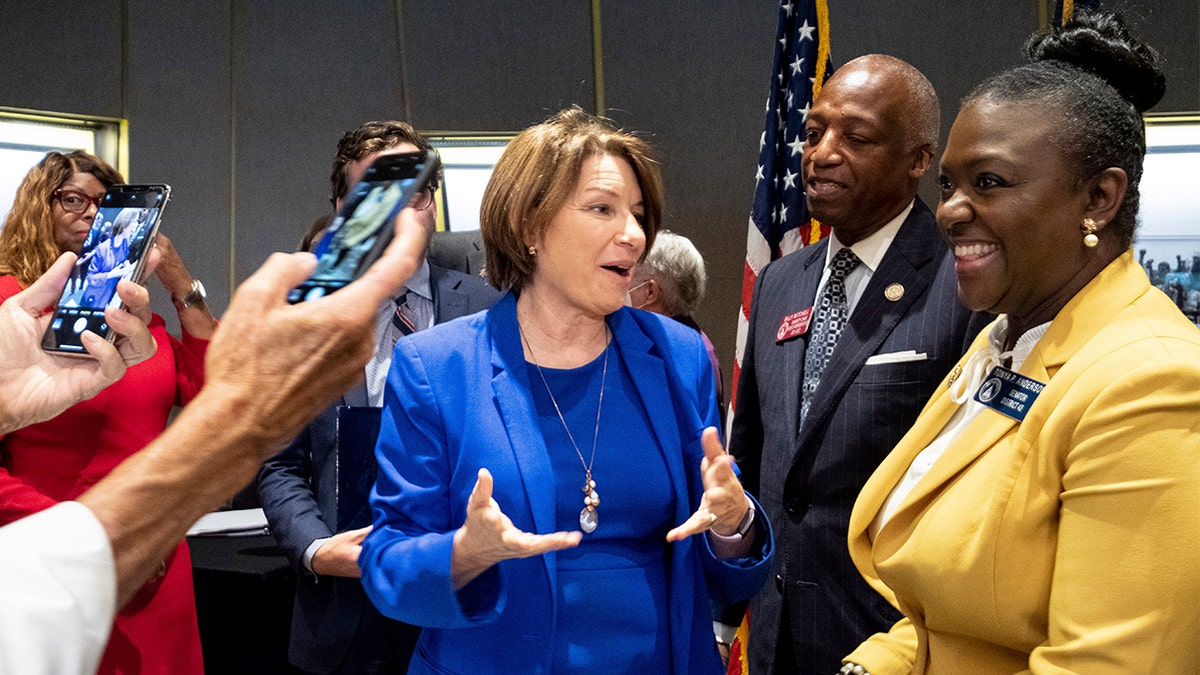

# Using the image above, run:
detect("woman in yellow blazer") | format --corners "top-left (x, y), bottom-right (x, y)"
top-left (840, 12), bottom-right (1200, 675)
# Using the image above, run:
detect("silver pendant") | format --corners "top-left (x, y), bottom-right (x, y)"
top-left (580, 477), bottom-right (599, 533)
top-left (579, 506), bottom-right (598, 533)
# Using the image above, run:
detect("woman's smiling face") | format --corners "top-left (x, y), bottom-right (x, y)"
top-left (937, 98), bottom-right (1097, 322)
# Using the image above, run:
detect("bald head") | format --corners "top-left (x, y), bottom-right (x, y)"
top-left (833, 54), bottom-right (939, 151)
top-left (802, 54), bottom-right (940, 242)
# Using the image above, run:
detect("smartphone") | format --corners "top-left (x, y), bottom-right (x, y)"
top-left (42, 184), bottom-right (170, 355)
top-left (288, 150), bottom-right (439, 303)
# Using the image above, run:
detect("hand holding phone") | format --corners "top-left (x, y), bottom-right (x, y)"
top-left (42, 184), bottom-right (170, 355)
top-left (1, 253), bottom-right (157, 432)
top-left (289, 150), bottom-right (439, 303)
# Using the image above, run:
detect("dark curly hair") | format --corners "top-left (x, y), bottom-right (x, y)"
top-left (328, 120), bottom-right (438, 208)
top-left (963, 11), bottom-right (1166, 248)
top-left (0, 150), bottom-right (123, 284)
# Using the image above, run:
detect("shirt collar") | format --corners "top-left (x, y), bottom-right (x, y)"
top-left (824, 199), bottom-right (913, 273)
top-left (988, 315), bottom-right (1051, 371)
top-left (404, 258), bottom-right (432, 300)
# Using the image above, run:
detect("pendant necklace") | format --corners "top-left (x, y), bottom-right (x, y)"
top-left (521, 324), bottom-right (609, 534)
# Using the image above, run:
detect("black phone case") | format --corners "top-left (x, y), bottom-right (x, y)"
top-left (42, 183), bottom-right (171, 355)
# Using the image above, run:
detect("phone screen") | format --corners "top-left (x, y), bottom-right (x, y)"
top-left (43, 184), bottom-right (169, 354)
top-left (288, 150), bottom-right (438, 303)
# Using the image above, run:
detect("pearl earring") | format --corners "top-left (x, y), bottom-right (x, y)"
top-left (1081, 218), bottom-right (1099, 248)
top-left (528, 245), bottom-right (537, 256)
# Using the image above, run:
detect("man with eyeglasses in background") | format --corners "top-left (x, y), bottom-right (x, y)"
top-left (257, 120), bottom-right (500, 675)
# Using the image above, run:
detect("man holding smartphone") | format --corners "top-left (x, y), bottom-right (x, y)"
top-left (0, 206), bottom-right (429, 675)
top-left (257, 120), bottom-right (500, 675)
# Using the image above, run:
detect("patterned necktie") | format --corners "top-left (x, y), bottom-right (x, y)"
top-left (800, 247), bottom-right (861, 426)
top-left (391, 291), bottom-right (417, 343)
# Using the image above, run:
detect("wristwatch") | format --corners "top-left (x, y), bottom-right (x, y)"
top-left (172, 279), bottom-right (207, 310)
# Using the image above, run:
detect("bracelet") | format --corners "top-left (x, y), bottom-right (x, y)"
top-left (709, 499), bottom-right (756, 543)
top-left (839, 663), bottom-right (870, 675)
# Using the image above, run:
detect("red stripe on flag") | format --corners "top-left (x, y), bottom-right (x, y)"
top-left (725, 607), bottom-right (751, 675)
top-left (741, 261), bottom-right (758, 319)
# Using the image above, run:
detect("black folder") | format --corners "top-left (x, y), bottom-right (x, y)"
top-left (335, 405), bottom-right (382, 531)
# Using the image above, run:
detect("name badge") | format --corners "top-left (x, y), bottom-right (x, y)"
top-left (974, 365), bottom-right (1045, 422)
top-left (777, 308), bottom-right (813, 343)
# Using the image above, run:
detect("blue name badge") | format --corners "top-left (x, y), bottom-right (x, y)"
top-left (973, 365), bottom-right (1046, 422)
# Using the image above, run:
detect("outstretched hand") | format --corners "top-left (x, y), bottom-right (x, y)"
top-left (0, 252), bottom-right (157, 434)
top-left (451, 468), bottom-right (582, 589)
top-left (666, 427), bottom-right (750, 542)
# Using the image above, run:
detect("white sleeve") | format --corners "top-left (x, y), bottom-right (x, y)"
top-left (0, 501), bottom-right (116, 675)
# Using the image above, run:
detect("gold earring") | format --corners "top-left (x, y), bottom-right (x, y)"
top-left (1081, 218), bottom-right (1099, 248)
top-left (528, 245), bottom-right (537, 256)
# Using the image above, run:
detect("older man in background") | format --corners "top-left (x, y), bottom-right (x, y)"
top-left (628, 229), bottom-right (724, 417)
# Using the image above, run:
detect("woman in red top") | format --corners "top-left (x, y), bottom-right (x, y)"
top-left (0, 150), bottom-right (216, 674)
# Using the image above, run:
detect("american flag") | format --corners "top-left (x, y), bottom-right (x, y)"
top-left (726, 4), bottom-right (832, 672)
top-left (1054, 0), bottom-right (1100, 26)
top-left (730, 0), bottom-right (832, 415)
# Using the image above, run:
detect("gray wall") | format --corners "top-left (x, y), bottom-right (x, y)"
top-left (2, 0), bottom-right (1196, 387)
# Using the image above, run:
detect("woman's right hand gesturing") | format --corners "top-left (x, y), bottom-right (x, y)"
top-left (450, 468), bottom-right (582, 589)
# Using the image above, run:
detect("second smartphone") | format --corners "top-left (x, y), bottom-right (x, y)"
top-left (42, 183), bottom-right (170, 355)
top-left (288, 150), bottom-right (440, 303)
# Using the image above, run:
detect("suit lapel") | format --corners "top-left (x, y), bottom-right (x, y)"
top-left (774, 242), bottom-right (828, 443)
top-left (609, 310), bottom-right (699, 673)
top-left (608, 311), bottom-right (688, 507)
top-left (486, 296), bottom-right (557, 541)
top-left (794, 203), bottom-right (941, 452)
top-left (429, 262), bottom-right (469, 323)
top-left (880, 253), bottom-right (1151, 533)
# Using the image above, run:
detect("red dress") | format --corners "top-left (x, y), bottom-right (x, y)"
top-left (0, 275), bottom-right (207, 674)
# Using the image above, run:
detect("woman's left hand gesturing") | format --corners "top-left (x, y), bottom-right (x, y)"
top-left (666, 427), bottom-right (750, 542)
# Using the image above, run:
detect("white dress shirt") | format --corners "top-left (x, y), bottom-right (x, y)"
top-left (365, 259), bottom-right (433, 407)
top-left (812, 200), bottom-right (912, 313)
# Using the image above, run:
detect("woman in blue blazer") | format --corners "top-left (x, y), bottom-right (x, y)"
top-left (360, 107), bottom-right (773, 674)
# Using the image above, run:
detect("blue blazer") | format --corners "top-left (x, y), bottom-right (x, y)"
top-left (360, 293), bottom-right (774, 674)
top-left (730, 199), bottom-right (986, 673)
top-left (257, 263), bottom-right (499, 674)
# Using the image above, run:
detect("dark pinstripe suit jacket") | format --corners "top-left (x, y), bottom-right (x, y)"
top-left (730, 199), bottom-right (984, 674)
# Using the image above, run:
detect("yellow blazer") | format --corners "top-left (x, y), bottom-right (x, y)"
top-left (845, 252), bottom-right (1200, 674)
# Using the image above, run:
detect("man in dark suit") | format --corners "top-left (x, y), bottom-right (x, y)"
top-left (729, 55), bottom-right (983, 673)
top-left (257, 121), bottom-right (500, 674)
top-left (429, 229), bottom-right (487, 277)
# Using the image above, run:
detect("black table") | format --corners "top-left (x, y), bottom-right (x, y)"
top-left (188, 534), bottom-right (304, 674)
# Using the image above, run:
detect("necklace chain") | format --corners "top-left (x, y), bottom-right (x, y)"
top-left (519, 323), bottom-right (608, 533)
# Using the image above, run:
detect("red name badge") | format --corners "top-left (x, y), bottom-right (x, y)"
top-left (777, 307), bottom-right (813, 343)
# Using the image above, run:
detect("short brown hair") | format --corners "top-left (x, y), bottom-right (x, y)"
top-left (0, 150), bottom-right (123, 284)
top-left (480, 106), bottom-right (664, 291)
top-left (329, 120), bottom-right (436, 207)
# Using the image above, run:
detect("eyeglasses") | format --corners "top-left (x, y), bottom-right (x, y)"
top-left (409, 185), bottom-right (437, 211)
top-left (54, 189), bottom-right (104, 214)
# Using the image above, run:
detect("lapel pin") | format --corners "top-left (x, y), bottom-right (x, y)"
top-left (884, 283), bottom-right (904, 302)
top-left (947, 363), bottom-right (962, 388)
